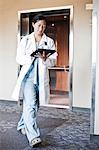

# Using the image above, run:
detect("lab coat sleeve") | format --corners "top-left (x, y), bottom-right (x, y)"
top-left (16, 37), bottom-right (32, 65)
top-left (43, 39), bottom-right (57, 67)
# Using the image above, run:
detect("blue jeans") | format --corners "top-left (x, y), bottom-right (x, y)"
top-left (17, 77), bottom-right (40, 143)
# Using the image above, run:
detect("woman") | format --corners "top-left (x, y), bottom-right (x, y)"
top-left (12, 14), bottom-right (57, 147)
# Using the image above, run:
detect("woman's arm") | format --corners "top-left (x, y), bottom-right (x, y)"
top-left (16, 37), bottom-right (32, 65)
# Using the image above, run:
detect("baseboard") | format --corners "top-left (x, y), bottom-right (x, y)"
top-left (72, 106), bottom-right (90, 113)
top-left (90, 134), bottom-right (99, 143)
top-left (0, 99), bottom-right (17, 104)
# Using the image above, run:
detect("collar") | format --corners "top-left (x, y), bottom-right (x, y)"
top-left (28, 32), bottom-right (47, 47)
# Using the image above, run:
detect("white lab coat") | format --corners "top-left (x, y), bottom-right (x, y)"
top-left (12, 32), bottom-right (57, 105)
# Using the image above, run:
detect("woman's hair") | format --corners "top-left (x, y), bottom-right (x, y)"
top-left (32, 14), bottom-right (46, 24)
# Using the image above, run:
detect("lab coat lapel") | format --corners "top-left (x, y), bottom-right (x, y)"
top-left (39, 34), bottom-right (47, 48)
top-left (26, 32), bottom-right (37, 55)
top-left (27, 33), bottom-right (47, 51)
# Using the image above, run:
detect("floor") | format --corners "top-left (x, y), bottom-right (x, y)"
top-left (49, 94), bottom-right (69, 105)
top-left (0, 100), bottom-right (99, 150)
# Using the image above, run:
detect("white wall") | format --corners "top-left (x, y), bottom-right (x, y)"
top-left (93, 0), bottom-right (99, 135)
top-left (0, 7), bottom-right (18, 100)
top-left (0, 0), bottom-right (92, 108)
top-left (73, 1), bottom-right (92, 108)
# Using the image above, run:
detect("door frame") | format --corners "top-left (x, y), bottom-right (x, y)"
top-left (18, 5), bottom-right (74, 109)
top-left (90, 12), bottom-right (97, 135)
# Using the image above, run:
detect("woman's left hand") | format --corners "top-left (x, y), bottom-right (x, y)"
top-left (34, 51), bottom-right (51, 61)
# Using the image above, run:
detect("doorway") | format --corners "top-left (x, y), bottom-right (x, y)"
top-left (18, 6), bottom-right (73, 108)
top-left (45, 13), bottom-right (70, 106)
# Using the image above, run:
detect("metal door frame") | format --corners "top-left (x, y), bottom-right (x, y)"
top-left (18, 5), bottom-right (74, 108)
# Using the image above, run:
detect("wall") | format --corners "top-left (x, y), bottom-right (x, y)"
top-left (93, 0), bottom-right (99, 135)
top-left (0, 0), bottom-right (92, 108)
top-left (0, 6), bottom-right (18, 100)
top-left (73, 0), bottom-right (92, 108)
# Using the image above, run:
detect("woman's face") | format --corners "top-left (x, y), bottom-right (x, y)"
top-left (32, 20), bottom-right (46, 36)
